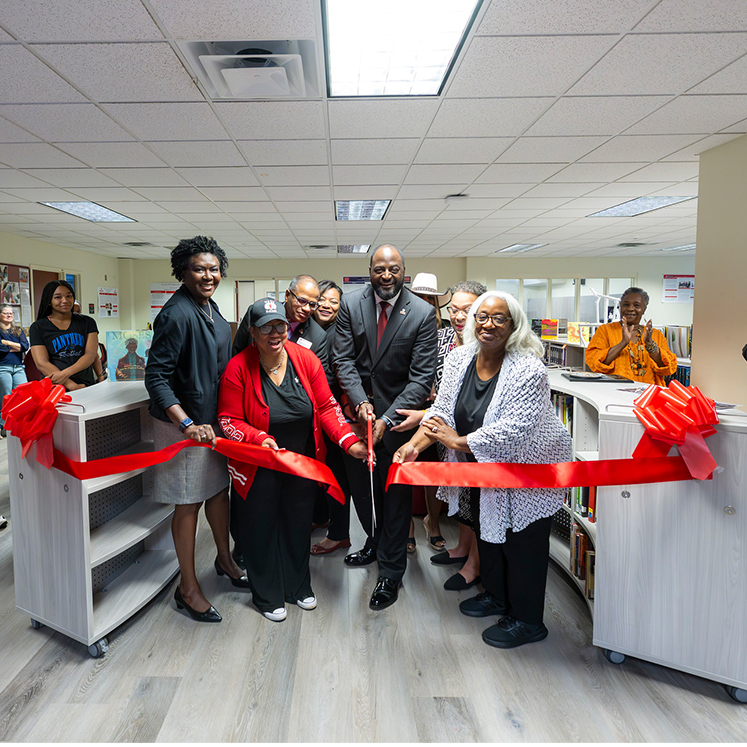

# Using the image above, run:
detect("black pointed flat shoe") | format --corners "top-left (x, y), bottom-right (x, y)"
top-left (430, 551), bottom-right (468, 566)
top-left (444, 572), bottom-right (481, 591)
top-left (174, 587), bottom-right (222, 623)
top-left (214, 557), bottom-right (251, 588)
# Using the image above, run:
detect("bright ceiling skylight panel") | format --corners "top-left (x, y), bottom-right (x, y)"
top-left (324, 0), bottom-right (483, 97)
top-left (40, 202), bottom-right (136, 222)
top-left (336, 200), bottom-right (391, 221)
top-left (588, 196), bottom-right (696, 218)
top-left (496, 243), bottom-right (547, 254)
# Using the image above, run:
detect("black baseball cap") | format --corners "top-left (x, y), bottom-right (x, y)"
top-left (250, 297), bottom-right (286, 327)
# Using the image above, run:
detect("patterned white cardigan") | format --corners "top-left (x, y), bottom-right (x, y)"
top-left (424, 343), bottom-right (572, 544)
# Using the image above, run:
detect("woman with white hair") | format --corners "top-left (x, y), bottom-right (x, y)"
top-left (394, 291), bottom-right (572, 649)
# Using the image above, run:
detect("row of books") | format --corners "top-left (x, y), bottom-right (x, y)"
top-left (671, 362), bottom-right (691, 386)
top-left (563, 486), bottom-right (597, 522)
top-left (552, 392), bottom-right (573, 436)
top-left (662, 324), bottom-right (692, 358)
top-left (570, 523), bottom-right (595, 600)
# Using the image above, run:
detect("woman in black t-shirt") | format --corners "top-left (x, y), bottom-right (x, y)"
top-left (29, 281), bottom-right (102, 390)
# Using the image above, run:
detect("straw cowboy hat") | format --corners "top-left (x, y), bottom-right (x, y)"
top-left (410, 273), bottom-right (451, 306)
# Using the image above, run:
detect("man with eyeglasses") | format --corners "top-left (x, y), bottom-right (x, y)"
top-left (233, 275), bottom-right (327, 362)
top-left (333, 244), bottom-right (437, 610)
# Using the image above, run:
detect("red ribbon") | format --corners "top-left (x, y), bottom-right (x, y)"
top-left (5, 381), bottom-right (344, 504)
top-left (386, 380), bottom-right (719, 491)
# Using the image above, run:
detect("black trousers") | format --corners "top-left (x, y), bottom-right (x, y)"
top-left (311, 432), bottom-right (352, 541)
top-left (345, 432), bottom-right (412, 582)
top-left (471, 488), bottom-right (552, 625)
top-left (236, 467), bottom-right (316, 612)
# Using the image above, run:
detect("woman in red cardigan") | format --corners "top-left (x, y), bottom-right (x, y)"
top-left (218, 298), bottom-right (368, 622)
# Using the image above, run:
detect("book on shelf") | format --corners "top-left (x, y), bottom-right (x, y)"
top-left (570, 522), bottom-right (591, 581)
top-left (566, 322), bottom-right (593, 347)
top-left (585, 550), bottom-right (595, 600)
top-left (664, 325), bottom-right (693, 358)
top-left (541, 319), bottom-right (559, 340)
top-left (587, 485), bottom-right (597, 523)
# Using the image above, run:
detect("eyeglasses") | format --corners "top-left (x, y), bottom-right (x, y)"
top-left (288, 288), bottom-right (319, 310)
top-left (475, 312), bottom-right (512, 327)
top-left (257, 322), bottom-right (288, 335)
top-left (447, 306), bottom-right (472, 318)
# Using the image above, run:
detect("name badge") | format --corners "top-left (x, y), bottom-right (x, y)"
top-left (297, 338), bottom-right (313, 349)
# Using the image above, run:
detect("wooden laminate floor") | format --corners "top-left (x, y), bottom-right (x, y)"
top-left (1, 438), bottom-right (746, 742)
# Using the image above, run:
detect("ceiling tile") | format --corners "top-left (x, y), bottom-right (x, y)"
top-left (546, 162), bottom-right (648, 181)
top-left (328, 99), bottom-right (439, 139)
top-left (634, 0), bottom-right (747, 31)
top-left (569, 33), bottom-right (747, 95)
top-left (448, 36), bottom-right (615, 97)
top-left (0, 0), bottom-right (163, 41)
top-left (2, 187), bottom-right (80, 202)
top-left (33, 43), bottom-right (202, 102)
top-left (258, 166), bottom-right (329, 187)
top-left (331, 139), bottom-right (420, 165)
top-left (147, 141), bottom-right (246, 168)
top-left (66, 187), bottom-right (147, 202)
top-left (100, 168), bottom-right (188, 187)
top-left (477, 0), bottom-right (654, 34)
top-left (618, 162), bottom-right (700, 181)
top-left (216, 102), bottom-right (326, 140)
top-left (624, 95), bottom-right (747, 135)
top-left (132, 187), bottom-right (210, 202)
top-left (396, 184), bottom-right (469, 199)
top-left (0, 46), bottom-right (86, 104)
top-left (691, 55), bottom-right (747, 94)
top-left (661, 134), bottom-right (740, 161)
top-left (475, 163), bottom-right (564, 184)
top-left (0, 116), bottom-right (41, 143)
top-left (429, 98), bottom-right (552, 138)
top-left (21, 168), bottom-right (121, 188)
top-left (466, 184), bottom-right (533, 198)
top-left (174, 167), bottom-right (261, 187)
top-left (0, 169), bottom-right (63, 188)
top-left (414, 137), bottom-right (512, 164)
top-left (274, 201), bottom-right (330, 214)
top-left (497, 136), bottom-right (609, 163)
top-left (266, 186), bottom-right (332, 201)
top-left (58, 142), bottom-right (167, 168)
top-left (149, 0), bottom-right (317, 38)
top-left (333, 165), bottom-right (408, 185)
top-left (0, 143), bottom-right (86, 168)
top-left (520, 182), bottom-right (605, 198)
top-left (333, 186), bottom-right (397, 200)
top-left (239, 139), bottom-right (328, 166)
top-left (101, 103), bottom-right (230, 141)
top-left (404, 164), bottom-right (486, 184)
top-left (580, 134), bottom-right (702, 161)
top-left (200, 187), bottom-right (268, 202)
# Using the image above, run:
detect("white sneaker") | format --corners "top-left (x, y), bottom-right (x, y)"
top-left (297, 596), bottom-right (317, 610)
top-left (263, 607), bottom-right (287, 622)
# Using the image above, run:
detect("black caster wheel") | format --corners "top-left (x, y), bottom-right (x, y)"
top-left (30, 618), bottom-right (44, 629)
top-left (726, 686), bottom-right (747, 704)
top-left (603, 648), bottom-right (626, 665)
top-left (87, 638), bottom-right (109, 658)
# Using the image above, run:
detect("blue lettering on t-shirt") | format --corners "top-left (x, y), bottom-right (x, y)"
top-left (52, 332), bottom-right (85, 353)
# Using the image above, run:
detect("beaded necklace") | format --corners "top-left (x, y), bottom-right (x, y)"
top-left (627, 326), bottom-right (647, 378)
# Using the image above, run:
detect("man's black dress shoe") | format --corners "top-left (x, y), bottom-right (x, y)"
top-left (482, 616), bottom-right (548, 648)
top-left (369, 577), bottom-right (400, 610)
top-left (174, 587), bottom-right (222, 623)
top-left (430, 551), bottom-right (468, 566)
top-left (459, 591), bottom-right (507, 618)
top-left (344, 547), bottom-right (377, 567)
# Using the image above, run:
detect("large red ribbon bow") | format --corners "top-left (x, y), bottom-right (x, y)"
top-left (632, 379), bottom-right (718, 480)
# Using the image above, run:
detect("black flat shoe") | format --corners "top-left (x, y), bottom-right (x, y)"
top-left (482, 616), bottom-right (548, 648)
top-left (369, 576), bottom-right (401, 610)
top-left (344, 547), bottom-right (377, 567)
top-left (174, 587), bottom-right (221, 623)
top-left (214, 557), bottom-right (251, 588)
top-left (443, 572), bottom-right (481, 591)
top-left (430, 551), bottom-right (468, 566)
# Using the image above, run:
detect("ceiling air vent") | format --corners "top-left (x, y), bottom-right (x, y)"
top-left (305, 244), bottom-right (334, 251)
top-left (616, 242), bottom-right (649, 248)
top-left (123, 241), bottom-right (154, 246)
top-left (178, 40), bottom-right (320, 99)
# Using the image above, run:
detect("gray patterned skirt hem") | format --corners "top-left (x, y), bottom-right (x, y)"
top-left (151, 416), bottom-right (229, 505)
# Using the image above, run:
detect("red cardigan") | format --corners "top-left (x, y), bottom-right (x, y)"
top-left (218, 341), bottom-right (358, 498)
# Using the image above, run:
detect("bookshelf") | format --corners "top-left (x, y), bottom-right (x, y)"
top-left (8, 382), bottom-right (178, 658)
top-left (547, 371), bottom-right (747, 702)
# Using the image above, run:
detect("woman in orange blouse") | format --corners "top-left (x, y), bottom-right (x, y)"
top-left (585, 287), bottom-right (677, 386)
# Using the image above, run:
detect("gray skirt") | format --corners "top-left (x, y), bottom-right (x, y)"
top-left (152, 416), bottom-right (229, 505)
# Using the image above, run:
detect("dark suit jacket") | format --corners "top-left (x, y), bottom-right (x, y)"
top-left (232, 310), bottom-right (327, 364)
top-left (333, 285), bottom-right (437, 438)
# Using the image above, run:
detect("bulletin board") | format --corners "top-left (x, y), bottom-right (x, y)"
top-left (0, 263), bottom-right (32, 330)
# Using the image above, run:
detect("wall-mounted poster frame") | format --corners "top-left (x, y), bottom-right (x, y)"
top-left (0, 262), bottom-right (32, 329)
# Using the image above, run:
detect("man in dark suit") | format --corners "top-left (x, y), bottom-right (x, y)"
top-left (233, 275), bottom-right (327, 361)
top-left (333, 245), bottom-right (437, 610)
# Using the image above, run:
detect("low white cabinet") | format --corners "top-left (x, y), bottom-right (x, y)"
top-left (9, 382), bottom-right (178, 657)
top-left (547, 371), bottom-right (747, 701)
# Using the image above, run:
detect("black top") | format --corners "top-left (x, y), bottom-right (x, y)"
top-left (29, 313), bottom-right (98, 386)
top-left (260, 356), bottom-right (314, 455)
top-left (0, 328), bottom-right (29, 366)
top-left (145, 285), bottom-right (232, 424)
top-left (454, 357), bottom-right (501, 463)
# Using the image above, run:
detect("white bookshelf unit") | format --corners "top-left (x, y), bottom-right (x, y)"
top-left (547, 371), bottom-right (747, 702)
top-left (8, 382), bottom-right (178, 657)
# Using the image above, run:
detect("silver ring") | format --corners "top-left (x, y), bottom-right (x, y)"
top-left (432, 426), bottom-right (438, 433)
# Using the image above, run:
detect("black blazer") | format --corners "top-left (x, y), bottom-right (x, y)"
top-left (145, 285), bottom-right (231, 424)
top-left (333, 285), bottom-right (437, 434)
top-left (233, 310), bottom-right (327, 363)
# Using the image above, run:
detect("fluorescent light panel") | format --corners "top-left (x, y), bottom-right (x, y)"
top-left (40, 201), bottom-right (136, 222)
top-left (588, 196), bottom-right (696, 218)
top-left (324, 0), bottom-right (482, 97)
top-left (497, 243), bottom-right (547, 254)
top-left (338, 244), bottom-right (371, 253)
top-left (660, 243), bottom-right (696, 252)
top-left (335, 200), bottom-right (391, 221)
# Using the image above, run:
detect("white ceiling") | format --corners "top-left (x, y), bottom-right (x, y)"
top-left (1, 0), bottom-right (746, 261)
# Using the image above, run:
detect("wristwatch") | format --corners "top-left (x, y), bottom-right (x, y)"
top-left (178, 417), bottom-right (194, 432)
top-left (381, 415), bottom-right (394, 430)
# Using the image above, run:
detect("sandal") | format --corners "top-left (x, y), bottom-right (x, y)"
top-left (423, 516), bottom-right (446, 551)
top-left (406, 536), bottom-right (417, 553)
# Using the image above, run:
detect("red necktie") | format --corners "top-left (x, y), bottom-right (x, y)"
top-left (376, 300), bottom-right (389, 349)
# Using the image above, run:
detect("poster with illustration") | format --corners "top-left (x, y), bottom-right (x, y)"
top-left (0, 266), bottom-right (7, 284)
top-left (2, 282), bottom-right (20, 304)
top-left (106, 330), bottom-right (153, 381)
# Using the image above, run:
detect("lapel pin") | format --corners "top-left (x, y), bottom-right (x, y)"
top-left (400, 309), bottom-right (407, 315)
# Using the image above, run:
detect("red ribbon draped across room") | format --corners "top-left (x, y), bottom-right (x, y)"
top-left (2, 380), bottom-right (345, 504)
top-left (386, 380), bottom-right (720, 491)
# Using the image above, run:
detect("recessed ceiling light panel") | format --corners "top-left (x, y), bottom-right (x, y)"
top-left (588, 196), bottom-right (696, 218)
top-left (660, 243), bottom-right (696, 252)
top-left (335, 200), bottom-right (391, 221)
top-left (337, 244), bottom-right (371, 253)
top-left (324, 0), bottom-right (483, 97)
top-left (496, 243), bottom-right (546, 254)
top-left (40, 202), bottom-right (135, 222)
